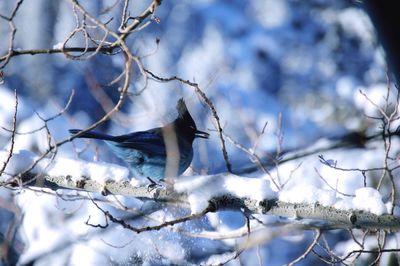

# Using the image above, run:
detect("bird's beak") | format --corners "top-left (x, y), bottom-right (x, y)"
top-left (195, 129), bottom-right (209, 139)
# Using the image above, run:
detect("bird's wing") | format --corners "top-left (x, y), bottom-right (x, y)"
top-left (114, 130), bottom-right (167, 156)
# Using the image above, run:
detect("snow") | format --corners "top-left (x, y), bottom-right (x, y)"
top-left (335, 233), bottom-right (399, 265)
top-left (279, 184), bottom-right (388, 215)
top-left (279, 185), bottom-right (337, 206)
top-left (0, 150), bottom-right (35, 178)
top-left (202, 251), bottom-right (236, 265)
top-left (46, 157), bottom-right (130, 182)
top-left (0, 88), bottom-right (17, 134)
top-left (0, 150), bottom-right (130, 183)
top-left (274, 143), bottom-right (393, 216)
top-left (2, 149), bottom-right (387, 216)
top-left (347, 187), bottom-right (387, 215)
top-left (0, 0), bottom-right (397, 265)
top-left (52, 42), bottom-right (64, 49)
top-left (0, 87), bottom-right (31, 140)
top-left (175, 174), bottom-right (276, 214)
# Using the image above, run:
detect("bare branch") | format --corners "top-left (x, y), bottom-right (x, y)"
top-left (222, 130), bottom-right (280, 190)
top-left (1, 89), bottom-right (75, 135)
top-left (118, 0), bottom-right (161, 36)
top-left (144, 69), bottom-right (233, 173)
top-left (314, 167), bottom-right (354, 197)
top-left (288, 230), bottom-right (321, 266)
top-left (0, 90), bottom-right (18, 177)
top-left (2, 160), bottom-right (400, 232)
top-left (90, 198), bottom-right (214, 233)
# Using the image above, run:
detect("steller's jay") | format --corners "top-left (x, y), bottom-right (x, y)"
top-left (69, 99), bottom-right (209, 182)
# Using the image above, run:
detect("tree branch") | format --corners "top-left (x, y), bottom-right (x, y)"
top-left (1, 154), bottom-right (400, 232)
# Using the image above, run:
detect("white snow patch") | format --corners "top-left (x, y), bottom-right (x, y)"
top-left (0, 150), bottom-right (130, 183)
top-left (53, 42), bottom-right (64, 49)
top-left (279, 185), bottom-right (337, 206)
top-left (351, 187), bottom-right (387, 215)
top-left (279, 184), bottom-right (387, 215)
top-left (175, 174), bottom-right (276, 214)
top-left (0, 150), bottom-right (35, 178)
top-left (45, 157), bottom-right (129, 182)
top-left (353, 83), bottom-right (394, 117)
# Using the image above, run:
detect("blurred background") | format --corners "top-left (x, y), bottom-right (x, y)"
top-left (1, 0), bottom-right (397, 265)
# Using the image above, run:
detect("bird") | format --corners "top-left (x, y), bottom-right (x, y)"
top-left (69, 99), bottom-right (209, 183)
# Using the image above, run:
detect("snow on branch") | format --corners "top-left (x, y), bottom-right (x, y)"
top-left (1, 150), bottom-right (400, 232)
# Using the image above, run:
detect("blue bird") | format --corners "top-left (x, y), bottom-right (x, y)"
top-left (69, 99), bottom-right (209, 182)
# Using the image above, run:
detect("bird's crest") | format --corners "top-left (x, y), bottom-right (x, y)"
top-left (176, 98), bottom-right (189, 118)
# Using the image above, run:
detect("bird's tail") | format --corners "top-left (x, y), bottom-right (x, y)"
top-left (69, 129), bottom-right (115, 141)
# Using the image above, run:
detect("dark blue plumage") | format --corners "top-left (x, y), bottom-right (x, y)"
top-left (69, 99), bottom-right (209, 181)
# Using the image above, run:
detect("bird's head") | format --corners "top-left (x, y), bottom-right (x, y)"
top-left (174, 98), bottom-right (209, 143)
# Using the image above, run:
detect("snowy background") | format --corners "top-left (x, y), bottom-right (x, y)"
top-left (1, 0), bottom-right (399, 265)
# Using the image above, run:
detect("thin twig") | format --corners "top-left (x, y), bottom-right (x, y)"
top-left (89, 199), bottom-right (214, 233)
top-left (288, 229), bottom-right (321, 266)
top-left (1, 90), bottom-right (75, 135)
top-left (0, 90), bottom-right (18, 176)
top-left (222, 130), bottom-right (280, 190)
top-left (144, 69), bottom-right (233, 173)
top-left (314, 167), bottom-right (355, 197)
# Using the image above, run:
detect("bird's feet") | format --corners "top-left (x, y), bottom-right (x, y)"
top-left (146, 177), bottom-right (163, 192)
